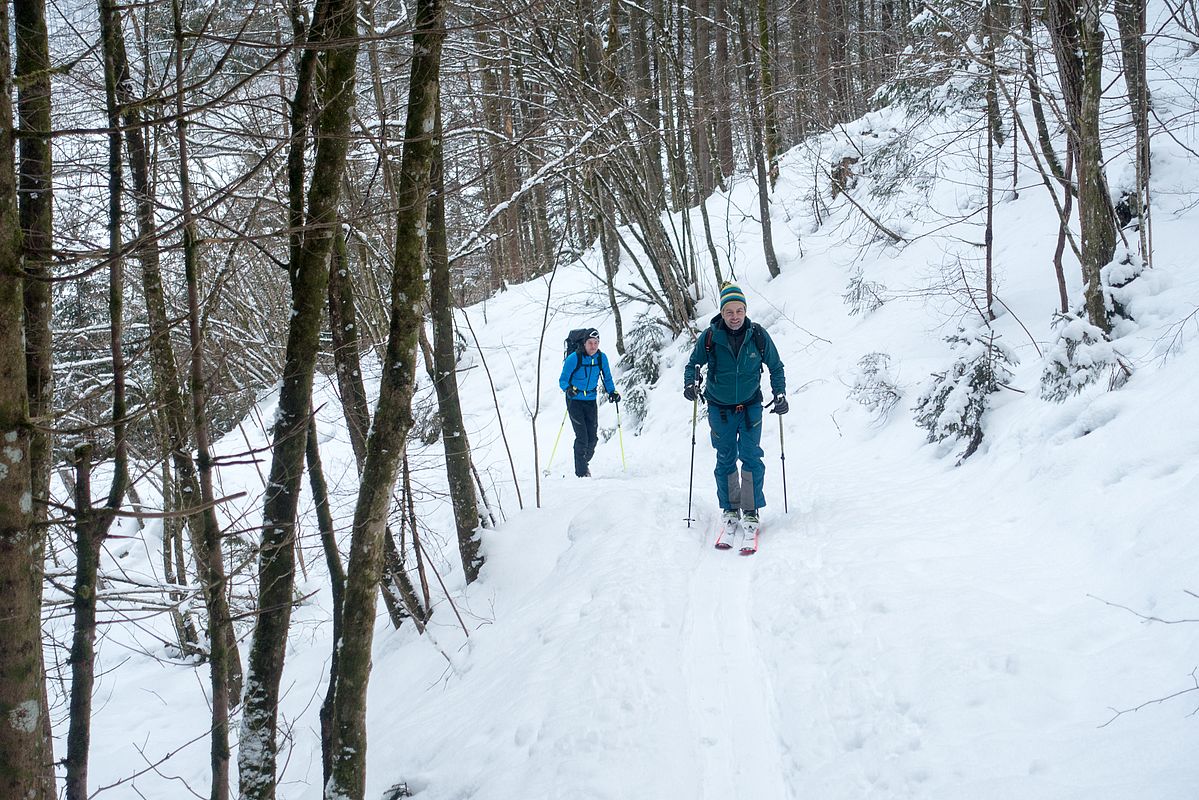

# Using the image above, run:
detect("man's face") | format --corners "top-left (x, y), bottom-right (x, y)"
top-left (584, 337), bottom-right (600, 355)
top-left (721, 301), bottom-right (746, 330)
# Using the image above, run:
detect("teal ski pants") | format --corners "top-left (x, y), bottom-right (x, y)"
top-left (708, 402), bottom-right (766, 511)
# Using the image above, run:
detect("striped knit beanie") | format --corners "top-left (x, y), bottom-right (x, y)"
top-left (719, 282), bottom-right (747, 311)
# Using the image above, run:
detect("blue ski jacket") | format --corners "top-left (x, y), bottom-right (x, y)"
top-left (560, 350), bottom-right (616, 401)
top-left (684, 315), bottom-right (785, 407)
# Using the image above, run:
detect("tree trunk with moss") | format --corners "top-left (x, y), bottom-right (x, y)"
top-left (1047, 0), bottom-right (1116, 332)
top-left (238, 0), bottom-right (360, 794)
top-left (13, 0), bottom-right (57, 792)
top-left (429, 99), bottom-right (484, 583)
top-left (327, 0), bottom-right (444, 793)
top-left (0, 9), bottom-right (53, 796)
top-left (737, 0), bottom-right (781, 278)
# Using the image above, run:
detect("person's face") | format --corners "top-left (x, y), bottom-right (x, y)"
top-left (721, 301), bottom-right (746, 330)
top-left (584, 337), bottom-right (600, 355)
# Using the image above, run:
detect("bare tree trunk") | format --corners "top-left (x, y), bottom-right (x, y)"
top-left (65, 447), bottom-right (101, 800)
top-left (170, 5), bottom-right (242, 794)
top-left (327, 0), bottom-right (443, 793)
top-left (1048, 0), bottom-right (1116, 331)
top-left (691, 0), bottom-right (717, 196)
top-left (15, 0), bottom-right (53, 546)
top-left (429, 99), bottom-right (485, 583)
top-left (1023, 0), bottom-right (1065, 182)
top-left (64, 5), bottom-right (133, 787)
top-left (713, 0), bottom-right (736, 181)
top-left (239, 0), bottom-right (360, 792)
top-left (1114, 0), bottom-right (1150, 261)
top-left (306, 417), bottom-right (345, 787)
top-left (328, 229), bottom-right (371, 466)
top-left (13, 0), bottom-right (57, 792)
top-left (737, 0), bottom-right (782, 278)
top-left (0, 9), bottom-right (53, 794)
top-left (758, 0), bottom-right (781, 186)
top-left (159, 442), bottom-right (199, 653)
top-left (984, 2), bottom-right (999, 320)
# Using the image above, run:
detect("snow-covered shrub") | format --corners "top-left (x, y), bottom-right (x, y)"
top-left (616, 316), bottom-right (668, 432)
top-left (913, 326), bottom-right (1017, 461)
top-left (1103, 248), bottom-right (1146, 326)
top-left (843, 274), bottom-right (888, 316)
top-left (849, 352), bottom-right (902, 422)
top-left (1040, 313), bottom-right (1132, 401)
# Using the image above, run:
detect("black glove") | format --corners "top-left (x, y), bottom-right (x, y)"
top-left (567, 386), bottom-right (579, 398)
top-left (770, 394), bottom-right (789, 414)
top-left (608, 391), bottom-right (621, 403)
top-left (683, 384), bottom-right (699, 402)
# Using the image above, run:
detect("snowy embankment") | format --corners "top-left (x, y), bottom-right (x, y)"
top-left (66, 20), bottom-right (1199, 800)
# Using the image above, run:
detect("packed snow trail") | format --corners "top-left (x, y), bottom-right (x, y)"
top-left (352, 415), bottom-right (1199, 800)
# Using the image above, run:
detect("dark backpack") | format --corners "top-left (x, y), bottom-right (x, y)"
top-left (564, 328), bottom-right (593, 359)
top-left (564, 328), bottom-right (595, 384)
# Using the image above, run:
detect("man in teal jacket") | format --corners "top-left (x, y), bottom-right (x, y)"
top-left (683, 283), bottom-right (787, 552)
top-left (560, 328), bottom-right (620, 477)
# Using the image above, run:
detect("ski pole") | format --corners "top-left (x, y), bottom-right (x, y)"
top-left (686, 393), bottom-right (698, 527)
top-left (615, 399), bottom-right (627, 471)
top-left (779, 414), bottom-right (788, 513)
top-left (545, 409), bottom-right (568, 473)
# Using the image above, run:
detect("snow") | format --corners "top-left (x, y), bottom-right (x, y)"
top-left (48, 6), bottom-right (1199, 798)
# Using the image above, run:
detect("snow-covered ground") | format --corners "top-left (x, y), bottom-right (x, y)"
top-left (52, 10), bottom-right (1199, 799)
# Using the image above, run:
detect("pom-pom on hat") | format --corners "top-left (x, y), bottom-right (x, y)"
top-left (719, 282), bottom-right (747, 311)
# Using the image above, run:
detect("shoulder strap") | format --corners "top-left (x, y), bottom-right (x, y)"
top-left (568, 351), bottom-right (583, 384)
top-left (752, 323), bottom-right (765, 355)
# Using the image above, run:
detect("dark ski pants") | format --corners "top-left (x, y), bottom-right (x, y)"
top-left (567, 398), bottom-right (599, 476)
top-left (708, 402), bottom-right (766, 511)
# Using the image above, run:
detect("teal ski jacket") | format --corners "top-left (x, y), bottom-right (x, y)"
top-left (684, 315), bottom-right (786, 407)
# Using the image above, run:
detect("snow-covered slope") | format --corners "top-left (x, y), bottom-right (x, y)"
top-left (60, 11), bottom-right (1199, 798)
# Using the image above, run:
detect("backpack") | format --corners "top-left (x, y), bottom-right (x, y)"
top-left (563, 328), bottom-right (595, 385)
top-left (564, 328), bottom-right (593, 360)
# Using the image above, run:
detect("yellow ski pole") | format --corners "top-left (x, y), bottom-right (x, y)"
top-left (615, 399), bottom-right (626, 470)
top-left (544, 409), bottom-right (568, 474)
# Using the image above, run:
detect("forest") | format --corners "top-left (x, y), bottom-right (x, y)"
top-left (0, 0), bottom-right (1189, 795)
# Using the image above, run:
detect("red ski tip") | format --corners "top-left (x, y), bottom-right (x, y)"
top-left (715, 541), bottom-right (733, 550)
top-left (739, 546), bottom-right (757, 556)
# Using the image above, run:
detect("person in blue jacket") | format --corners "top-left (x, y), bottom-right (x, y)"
top-left (683, 283), bottom-right (787, 549)
top-left (559, 328), bottom-right (620, 477)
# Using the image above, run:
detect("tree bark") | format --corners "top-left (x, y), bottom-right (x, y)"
top-left (713, 0), bottom-right (736, 181)
top-left (758, 0), bottom-right (781, 186)
top-left (327, 0), bottom-right (443, 793)
top-left (65, 447), bottom-right (101, 800)
top-left (1114, 0), bottom-right (1150, 260)
top-left (1023, 0), bottom-right (1065, 183)
top-left (0, 9), bottom-right (53, 794)
top-left (171, 3), bottom-right (242, 795)
top-left (328, 229), bottom-right (372, 467)
top-left (1047, 0), bottom-right (1116, 331)
top-left (306, 417), bottom-right (345, 787)
top-left (238, 0), bottom-right (360, 793)
top-left (429, 98), bottom-right (485, 583)
top-left (13, 0), bottom-right (58, 792)
top-left (737, 0), bottom-right (782, 278)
